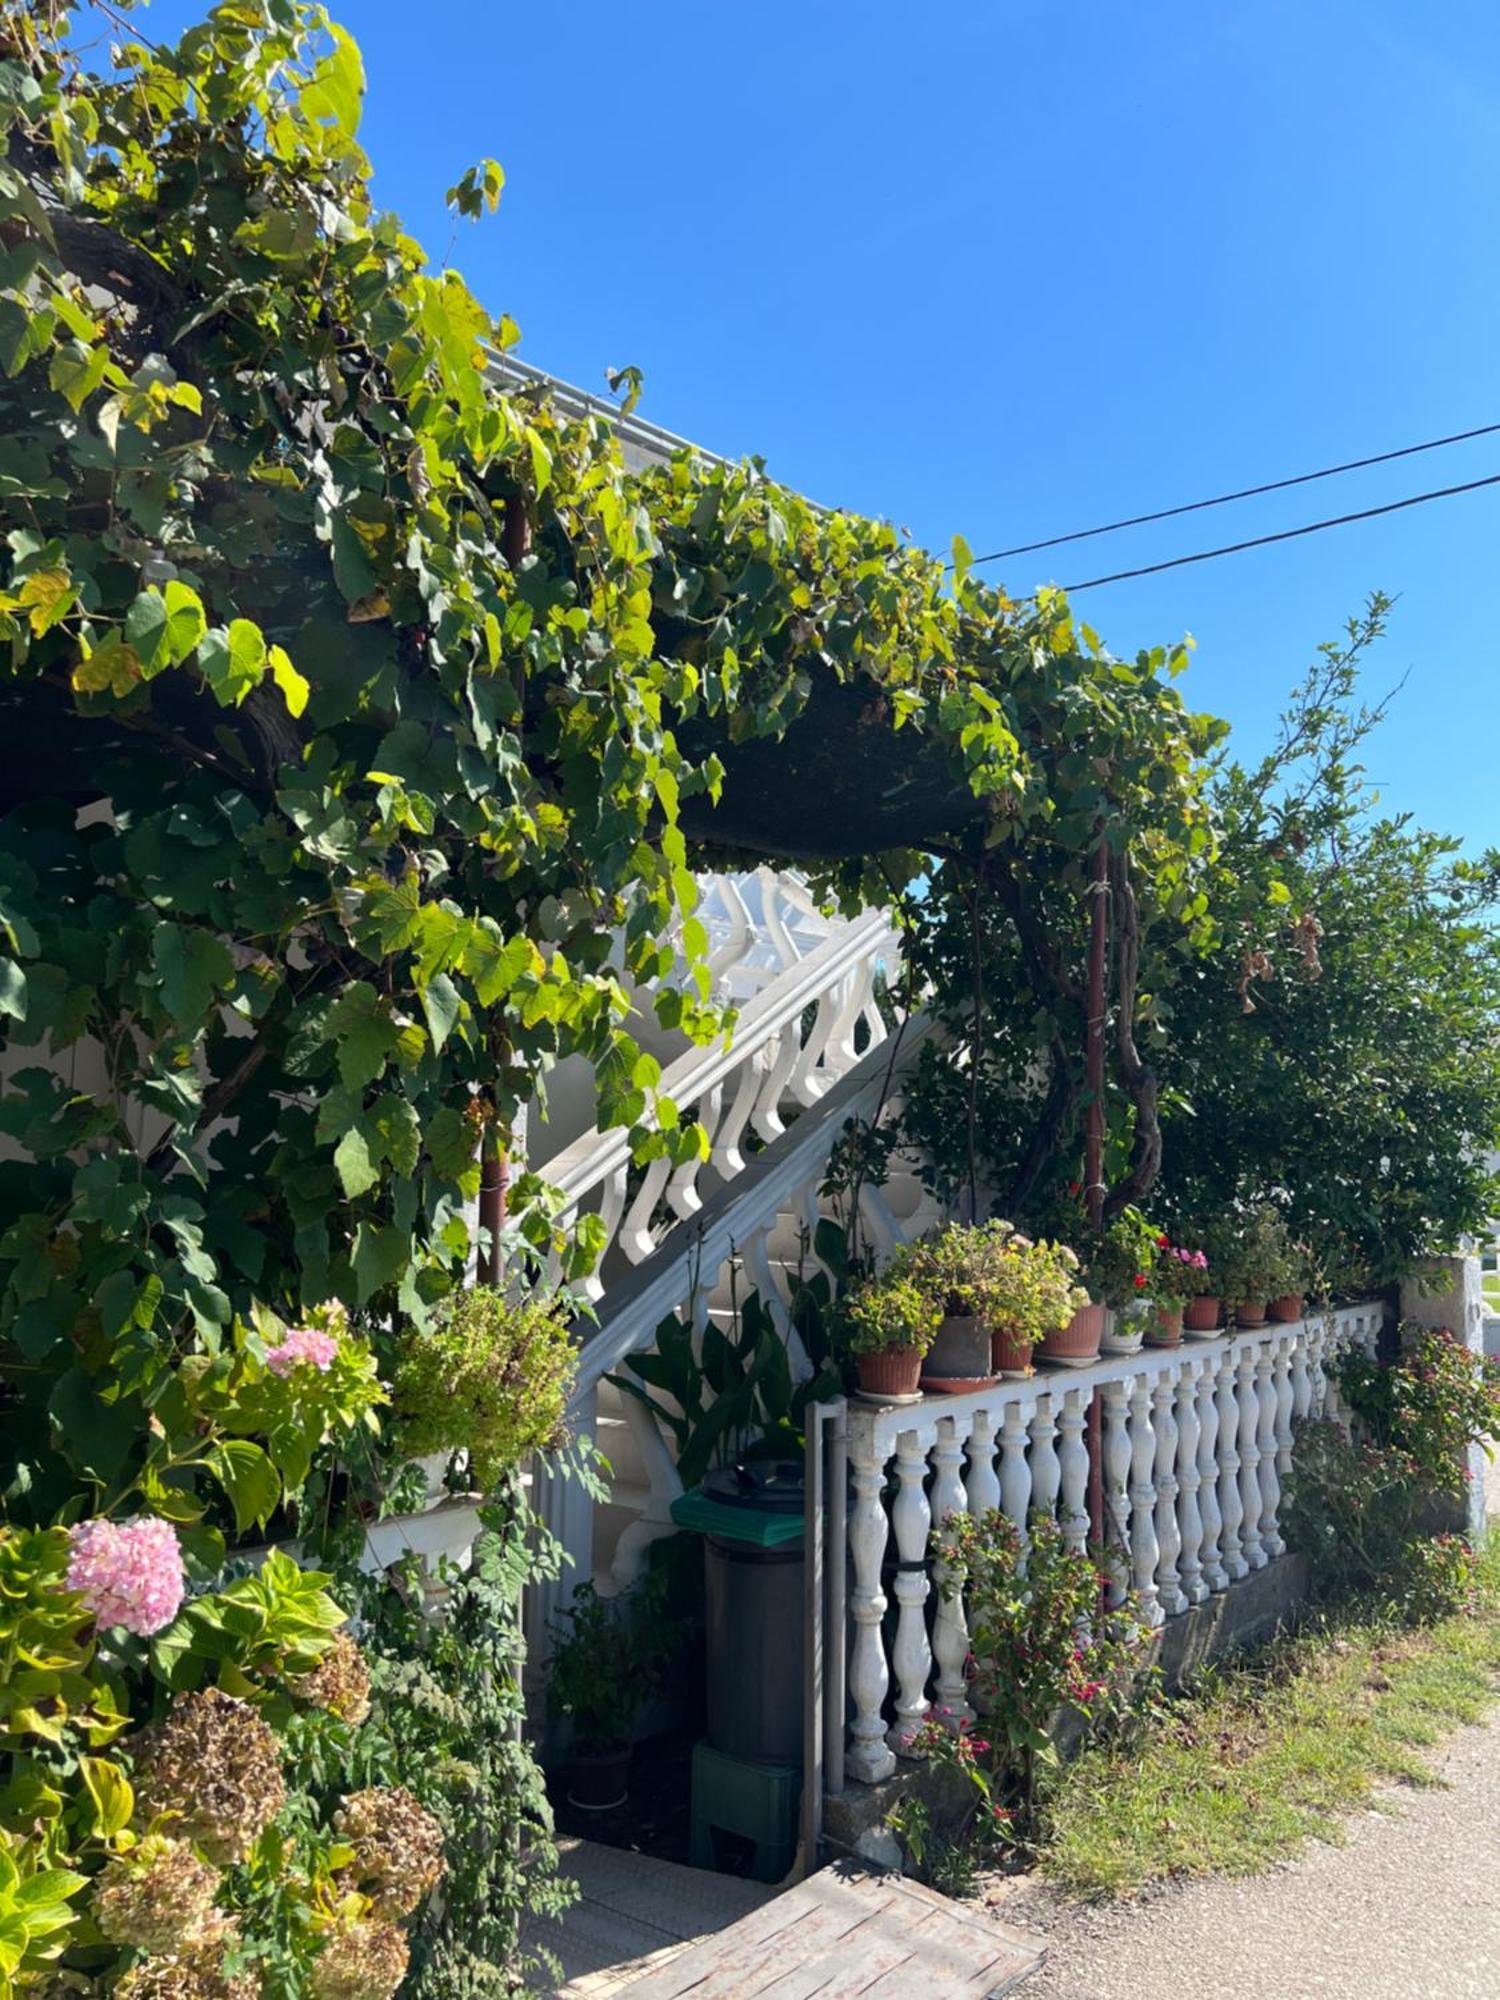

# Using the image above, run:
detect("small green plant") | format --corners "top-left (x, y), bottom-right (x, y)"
top-left (1076, 1206), bottom-right (1161, 1309)
top-left (934, 1511), bottom-right (1153, 1831)
top-left (839, 1267), bottom-right (943, 1357)
top-left (905, 1221), bottom-right (1007, 1318)
top-left (392, 1287), bottom-right (576, 1490)
top-left (885, 1715), bottom-right (1014, 1894)
top-left (1337, 1323), bottom-right (1500, 1499)
top-left (546, 1576), bottom-right (675, 1756)
top-left (1147, 1233), bottom-right (1211, 1306)
top-left (984, 1228), bottom-right (1089, 1344)
top-left (1209, 1204), bottom-right (1297, 1308)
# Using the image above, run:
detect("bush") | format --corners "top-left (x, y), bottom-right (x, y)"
top-left (546, 1574), bottom-right (675, 1756)
top-left (392, 1287), bottom-right (576, 1491)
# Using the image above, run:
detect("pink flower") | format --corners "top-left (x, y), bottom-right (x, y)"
top-left (265, 1325), bottom-right (338, 1376)
top-left (66, 1516), bottom-right (185, 1636)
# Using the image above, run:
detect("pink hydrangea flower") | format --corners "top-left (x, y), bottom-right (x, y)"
top-left (66, 1516), bottom-right (185, 1636)
top-left (264, 1325), bottom-right (338, 1376)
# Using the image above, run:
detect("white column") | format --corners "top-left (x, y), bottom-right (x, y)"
top-left (1058, 1388), bottom-right (1092, 1560)
top-left (1100, 1378), bottom-right (1132, 1611)
top-left (1256, 1346), bottom-right (1284, 1559)
top-left (1175, 1357), bottom-right (1206, 1606)
top-left (1029, 1393), bottom-right (1061, 1530)
top-left (847, 1434), bottom-right (895, 1783)
top-left (1216, 1346), bottom-right (1247, 1582)
top-left (1290, 1322), bottom-right (1312, 1429)
top-left (929, 1418), bottom-right (973, 1728)
top-left (1274, 1331), bottom-right (1296, 1482)
top-left (965, 1410), bottom-right (1001, 1519)
top-left (887, 1429), bottom-right (933, 1756)
top-left (1196, 1351), bottom-right (1226, 1593)
top-left (1237, 1346), bottom-right (1266, 1570)
top-left (1128, 1378), bottom-right (1162, 1626)
top-left (1152, 1369), bottom-right (1185, 1616)
top-left (999, 1401), bottom-right (1033, 1558)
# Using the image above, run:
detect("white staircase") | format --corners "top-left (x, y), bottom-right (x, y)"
top-left (529, 874), bottom-right (942, 1639)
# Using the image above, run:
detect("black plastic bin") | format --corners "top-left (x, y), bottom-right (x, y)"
top-left (670, 1459), bottom-right (805, 1766)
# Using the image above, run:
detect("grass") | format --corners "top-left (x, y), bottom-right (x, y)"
top-left (1038, 1546), bottom-right (1500, 1898)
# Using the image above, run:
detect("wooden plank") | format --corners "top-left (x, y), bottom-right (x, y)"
top-left (615, 1864), bottom-right (1044, 2000)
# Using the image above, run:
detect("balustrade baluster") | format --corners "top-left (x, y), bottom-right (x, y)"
top-left (666, 1082), bottom-right (722, 1223)
top-left (1175, 1357), bottom-right (1206, 1605)
top-left (1058, 1389), bottom-right (1091, 1560)
top-left (929, 1419), bottom-right (974, 1727)
top-left (1237, 1346), bottom-right (1266, 1569)
top-left (846, 1436), bottom-right (895, 1783)
top-left (1029, 1394), bottom-right (1062, 1530)
top-left (1152, 1369), bottom-right (1185, 1615)
top-left (1216, 1347), bottom-right (1247, 1582)
top-left (999, 1402), bottom-right (1033, 1559)
top-left (620, 1154), bottom-right (672, 1264)
top-left (1128, 1379), bottom-right (1162, 1626)
top-left (1196, 1351), bottom-right (1226, 1592)
top-left (1290, 1322), bottom-right (1312, 1429)
top-left (750, 1030), bottom-right (800, 1146)
top-left (886, 1430), bottom-right (934, 1756)
top-left (711, 1054), bottom-right (763, 1181)
top-left (1100, 1380), bottom-right (1132, 1610)
top-left (1274, 1332), bottom-right (1296, 1481)
top-left (965, 1411), bottom-right (1001, 1518)
top-left (1256, 1346), bottom-right (1283, 1559)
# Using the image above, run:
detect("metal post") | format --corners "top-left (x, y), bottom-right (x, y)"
top-left (826, 1400), bottom-right (848, 1801)
top-left (800, 1399), bottom-right (828, 1880)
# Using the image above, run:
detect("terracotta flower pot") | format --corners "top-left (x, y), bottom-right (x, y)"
top-left (567, 1745), bottom-right (631, 1813)
top-left (1039, 1301), bottom-right (1105, 1368)
top-left (922, 1314), bottom-right (997, 1392)
top-left (1183, 1295), bottom-right (1222, 1332)
top-left (856, 1347), bottom-right (924, 1400)
top-left (992, 1325), bottom-right (1035, 1377)
top-left (1146, 1305), bottom-right (1184, 1347)
top-left (1269, 1293), bottom-right (1305, 1323)
top-left (1235, 1302), bottom-right (1268, 1329)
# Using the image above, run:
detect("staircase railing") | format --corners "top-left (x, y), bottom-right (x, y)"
top-left (543, 905), bottom-right (900, 1298)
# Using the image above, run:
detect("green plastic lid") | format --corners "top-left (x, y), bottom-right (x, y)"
top-left (670, 1462), bottom-right (805, 1547)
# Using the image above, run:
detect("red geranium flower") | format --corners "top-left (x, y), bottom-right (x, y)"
top-left (1133, 1272), bottom-right (1147, 1288)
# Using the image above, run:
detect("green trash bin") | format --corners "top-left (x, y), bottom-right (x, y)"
top-left (670, 1460), bottom-right (805, 1766)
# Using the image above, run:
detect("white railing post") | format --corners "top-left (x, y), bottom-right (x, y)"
top-left (847, 1433), bottom-right (895, 1784)
top-left (1196, 1352), bottom-right (1226, 1593)
top-left (929, 1417), bottom-right (973, 1728)
top-left (1100, 1378), bottom-right (1132, 1610)
top-left (965, 1411), bottom-right (1001, 1518)
top-left (1216, 1346), bottom-right (1247, 1582)
top-left (1290, 1321), bottom-right (1312, 1429)
top-left (1000, 1401), bottom-right (1033, 1560)
top-left (1255, 1345), bottom-right (1283, 1559)
top-left (1152, 1368), bottom-right (1185, 1616)
top-left (1029, 1393), bottom-right (1062, 1530)
top-left (1175, 1356), bottom-right (1207, 1606)
top-left (887, 1428), bottom-right (934, 1756)
top-left (1128, 1378), bottom-right (1163, 1626)
top-left (1058, 1387), bottom-right (1092, 1560)
top-left (1237, 1345), bottom-right (1266, 1570)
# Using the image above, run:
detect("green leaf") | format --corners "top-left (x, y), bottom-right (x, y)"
top-left (269, 643), bottom-right (309, 718)
top-left (420, 971), bottom-right (460, 1051)
top-left (333, 1124), bottom-right (380, 1198)
top-left (207, 1439), bottom-right (281, 1532)
top-left (0, 957), bottom-right (26, 1021)
top-left (79, 1757), bottom-right (134, 1838)
top-left (199, 617), bottom-right (265, 706)
top-left (126, 581), bottom-right (208, 677)
top-left (151, 922), bottom-right (235, 1028)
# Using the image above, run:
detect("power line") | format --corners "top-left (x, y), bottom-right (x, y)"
top-left (970, 420), bottom-right (1500, 567)
top-left (1059, 470), bottom-right (1500, 593)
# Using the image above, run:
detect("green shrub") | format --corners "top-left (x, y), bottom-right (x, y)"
top-left (392, 1288), bottom-right (576, 1490)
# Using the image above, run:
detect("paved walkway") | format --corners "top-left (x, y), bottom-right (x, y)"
top-left (993, 1716), bottom-right (1500, 2000)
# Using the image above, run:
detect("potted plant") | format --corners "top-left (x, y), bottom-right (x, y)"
top-left (841, 1258), bottom-right (943, 1401)
top-left (1269, 1236), bottom-right (1315, 1321)
top-left (548, 1576), bottom-right (672, 1812)
top-left (988, 1229), bottom-right (1087, 1376)
top-left (1034, 1237), bottom-right (1098, 1366)
top-left (1078, 1207), bottom-right (1160, 1358)
top-left (392, 1286), bottom-right (575, 1492)
top-left (1216, 1205), bottom-right (1296, 1328)
top-left (907, 1223), bottom-right (1002, 1390)
top-left (1147, 1236), bottom-right (1210, 1344)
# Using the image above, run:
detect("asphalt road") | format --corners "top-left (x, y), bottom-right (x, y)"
top-left (995, 1720), bottom-right (1500, 2000)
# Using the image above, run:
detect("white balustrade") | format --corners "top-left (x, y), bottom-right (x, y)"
top-left (839, 1305), bottom-right (1380, 1783)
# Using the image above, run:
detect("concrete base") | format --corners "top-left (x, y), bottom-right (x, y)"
top-left (824, 1552), bottom-right (1311, 1854)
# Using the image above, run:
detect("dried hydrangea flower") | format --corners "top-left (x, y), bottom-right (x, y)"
top-left (265, 1324), bottom-right (339, 1375)
top-left (132, 1689), bottom-right (286, 1866)
top-left (66, 1515), bottom-right (185, 1636)
top-left (111, 1912), bottom-right (257, 2000)
top-left (334, 1785), bottom-right (445, 1919)
top-left (92, 1835), bottom-right (220, 1952)
top-left (293, 1630), bottom-right (372, 1726)
top-left (308, 1916), bottom-right (409, 2000)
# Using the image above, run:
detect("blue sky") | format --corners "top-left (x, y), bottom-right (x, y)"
top-left (136, 0), bottom-right (1500, 847)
